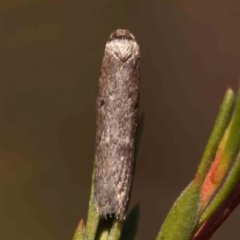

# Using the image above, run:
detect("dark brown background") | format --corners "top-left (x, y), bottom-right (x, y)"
top-left (1, 1), bottom-right (240, 239)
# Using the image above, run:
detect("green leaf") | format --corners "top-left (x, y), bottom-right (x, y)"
top-left (156, 88), bottom-right (235, 240)
top-left (200, 86), bottom-right (240, 211)
top-left (96, 220), bottom-right (111, 240)
top-left (199, 146), bottom-right (240, 226)
top-left (108, 220), bottom-right (122, 240)
top-left (156, 179), bottom-right (201, 240)
top-left (72, 220), bottom-right (85, 240)
top-left (85, 160), bottom-right (100, 240)
top-left (223, 86), bottom-right (240, 160)
top-left (197, 88), bottom-right (235, 182)
top-left (98, 230), bottom-right (109, 240)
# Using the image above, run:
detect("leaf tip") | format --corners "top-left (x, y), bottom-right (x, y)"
top-left (79, 219), bottom-right (85, 228)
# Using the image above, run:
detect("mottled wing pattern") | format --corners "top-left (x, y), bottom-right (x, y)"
top-left (94, 29), bottom-right (140, 220)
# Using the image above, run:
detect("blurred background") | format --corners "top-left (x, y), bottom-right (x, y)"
top-left (1, 1), bottom-right (240, 239)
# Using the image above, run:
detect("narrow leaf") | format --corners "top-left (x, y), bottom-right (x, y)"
top-left (156, 88), bottom-right (235, 240)
top-left (197, 88), bottom-right (234, 182)
top-left (201, 86), bottom-right (240, 210)
top-left (193, 177), bottom-right (240, 240)
top-left (72, 219), bottom-right (85, 240)
top-left (199, 149), bottom-right (240, 226)
top-left (200, 124), bottom-right (231, 210)
top-left (85, 160), bottom-right (100, 240)
top-left (108, 220), bottom-right (122, 240)
top-left (156, 177), bottom-right (201, 240)
top-left (97, 221), bottom-right (110, 240)
top-left (98, 230), bottom-right (109, 240)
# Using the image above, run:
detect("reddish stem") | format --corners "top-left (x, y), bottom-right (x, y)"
top-left (193, 178), bottom-right (240, 240)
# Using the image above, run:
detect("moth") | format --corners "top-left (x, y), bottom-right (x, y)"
top-left (94, 29), bottom-right (140, 220)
